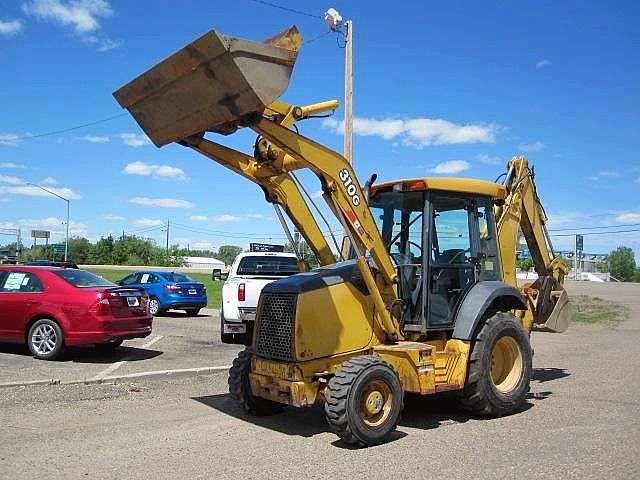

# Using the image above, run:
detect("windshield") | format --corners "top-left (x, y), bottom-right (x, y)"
top-left (369, 190), bottom-right (424, 262)
top-left (55, 270), bottom-right (115, 288)
top-left (159, 272), bottom-right (194, 283)
top-left (236, 256), bottom-right (299, 276)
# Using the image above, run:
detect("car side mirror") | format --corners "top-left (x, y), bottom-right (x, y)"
top-left (220, 272), bottom-right (228, 281)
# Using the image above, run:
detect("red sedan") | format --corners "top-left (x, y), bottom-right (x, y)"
top-left (0, 266), bottom-right (153, 360)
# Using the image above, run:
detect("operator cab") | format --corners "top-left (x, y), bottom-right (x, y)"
top-left (369, 178), bottom-right (506, 332)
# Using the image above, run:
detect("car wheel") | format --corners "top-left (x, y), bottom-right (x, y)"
top-left (185, 308), bottom-right (200, 316)
top-left (149, 297), bottom-right (162, 316)
top-left (95, 340), bottom-right (123, 353)
top-left (27, 319), bottom-right (65, 361)
top-left (220, 310), bottom-right (235, 344)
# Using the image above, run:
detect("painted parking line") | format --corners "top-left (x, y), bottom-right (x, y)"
top-left (90, 335), bottom-right (164, 381)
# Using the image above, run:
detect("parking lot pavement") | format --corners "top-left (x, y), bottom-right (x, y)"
top-left (0, 309), bottom-right (242, 385)
top-left (1, 282), bottom-right (639, 479)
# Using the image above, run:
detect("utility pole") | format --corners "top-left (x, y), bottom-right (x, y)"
top-left (324, 8), bottom-right (353, 164)
top-left (26, 183), bottom-right (70, 261)
top-left (343, 20), bottom-right (353, 165)
top-left (165, 219), bottom-right (170, 259)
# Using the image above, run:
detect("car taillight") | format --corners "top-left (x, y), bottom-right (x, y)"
top-left (164, 284), bottom-right (181, 292)
top-left (90, 292), bottom-right (112, 315)
top-left (238, 283), bottom-right (245, 302)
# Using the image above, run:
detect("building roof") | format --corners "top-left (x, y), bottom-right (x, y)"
top-left (184, 256), bottom-right (225, 265)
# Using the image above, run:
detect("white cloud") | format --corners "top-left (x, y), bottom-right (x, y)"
top-left (122, 161), bottom-right (187, 180)
top-left (129, 197), bottom-right (194, 209)
top-left (41, 177), bottom-right (57, 185)
top-left (81, 135), bottom-right (110, 143)
top-left (616, 213), bottom-right (640, 223)
top-left (134, 218), bottom-right (164, 227)
top-left (0, 162), bottom-right (25, 169)
top-left (211, 214), bottom-right (241, 223)
top-left (428, 160), bottom-right (471, 175)
top-left (1, 217), bottom-right (88, 237)
top-left (477, 154), bottom-right (502, 165)
top-left (103, 213), bottom-right (124, 221)
top-left (0, 175), bottom-right (24, 185)
top-left (0, 133), bottom-right (20, 146)
top-left (311, 190), bottom-right (324, 199)
top-left (0, 19), bottom-right (23, 36)
top-left (190, 215), bottom-right (208, 222)
top-left (119, 133), bottom-right (151, 147)
top-left (519, 141), bottom-right (546, 153)
top-left (22, 0), bottom-right (113, 33)
top-left (536, 59), bottom-right (551, 69)
top-left (0, 185), bottom-right (81, 200)
top-left (323, 116), bottom-right (497, 148)
top-left (585, 170), bottom-right (622, 182)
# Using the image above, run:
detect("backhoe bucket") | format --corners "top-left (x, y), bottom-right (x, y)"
top-left (535, 288), bottom-right (573, 333)
top-left (113, 26), bottom-right (302, 147)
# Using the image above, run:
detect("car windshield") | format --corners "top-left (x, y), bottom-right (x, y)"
top-left (55, 270), bottom-right (115, 288)
top-left (159, 272), bottom-right (193, 283)
top-left (236, 256), bottom-right (299, 276)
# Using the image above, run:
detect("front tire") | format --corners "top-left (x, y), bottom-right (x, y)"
top-left (324, 355), bottom-right (403, 447)
top-left (228, 348), bottom-right (286, 416)
top-left (27, 319), bottom-right (64, 360)
top-left (459, 311), bottom-right (532, 416)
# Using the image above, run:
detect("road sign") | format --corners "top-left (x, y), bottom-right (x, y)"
top-left (576, 234), bottom-right (584, 251)
top-left (52, 244), bottom-right (65, 254)
top-left (31, 230), bottom-right (50, 239)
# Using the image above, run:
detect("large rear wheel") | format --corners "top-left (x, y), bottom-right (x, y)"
top-left (228, 348), bottom-right (286, 416)
top-left (459, 311), bottom-right (532, 416)
top-left (324, 355), bottom-right (403, 447)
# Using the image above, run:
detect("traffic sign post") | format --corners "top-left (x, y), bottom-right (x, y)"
top-left (574, 234), bottom-right (584, 280)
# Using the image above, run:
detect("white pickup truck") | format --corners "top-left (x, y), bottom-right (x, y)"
top-left (220, 251), bottom-right (299, 344)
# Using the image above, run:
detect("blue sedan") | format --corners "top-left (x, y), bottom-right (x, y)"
top-left (117, 271), bottom-right (207, 316)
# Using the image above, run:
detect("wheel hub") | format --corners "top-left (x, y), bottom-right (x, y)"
top-left (490, 336), bottom-right (524, 393)
top-left (364, 391), bottom-right (384, 415)
top-left (359, 379), bottom-right (393, 427)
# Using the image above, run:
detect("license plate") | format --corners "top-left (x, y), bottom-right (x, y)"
top-left (223, 323), bottom-right (246, 334)
top-left (126, 297), bottom-right (139, 307)
top-left (188, 289), bottom-right (197, 295)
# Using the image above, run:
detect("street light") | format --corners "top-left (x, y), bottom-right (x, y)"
top-left (26, 183), bottom-right (70, 261)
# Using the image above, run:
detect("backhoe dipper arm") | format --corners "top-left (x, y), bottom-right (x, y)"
top-left (496, 156), bottom-right (569, 331)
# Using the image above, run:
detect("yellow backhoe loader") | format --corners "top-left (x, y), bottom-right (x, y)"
top-left (114, 26), bottom-right (572, 446)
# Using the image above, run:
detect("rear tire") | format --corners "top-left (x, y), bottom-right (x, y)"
top-left (228, 348), bottom-right (286, 416)
top-left (459, 311), bottom-right (532, 416)
top-left (324, 355), bottom-right (403, 447)
top-left (27, 319), bottom-right (65, 361)
top-left (149, 297), bottom-right (162, 316)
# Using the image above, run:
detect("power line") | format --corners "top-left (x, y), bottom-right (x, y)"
top-left (12, 112), bottom-right (128, 142)
top-left (245, 0), bottom-right (322, 19)
top-left (549, 222), bottom-right (640, 232)
top-left (551, 228), bottom-right (640, 237)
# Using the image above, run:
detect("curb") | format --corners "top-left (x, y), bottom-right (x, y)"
top-left (0, 366), bottom-right (230, 389)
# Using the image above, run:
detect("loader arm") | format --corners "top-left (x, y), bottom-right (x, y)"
top-left (495, 156), bottom-right (570, 332)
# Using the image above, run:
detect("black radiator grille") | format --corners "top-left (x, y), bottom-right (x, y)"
top-left (255, 293), bottom-right (297, 361)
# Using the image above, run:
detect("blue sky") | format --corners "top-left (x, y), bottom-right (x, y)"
top-left (1, 1), bottom-right (639, 255)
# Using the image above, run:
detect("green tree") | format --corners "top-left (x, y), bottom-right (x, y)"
top-left (67, 237), bottom-right (91, 264)
top-left (517, 257), bottom-right (534, 272)
top-left (608, 246), bottom-right (636, 282)
top-left (215, 245), bottom-right (243, 266)
top-left (90, 235), bottom-right (115, 264)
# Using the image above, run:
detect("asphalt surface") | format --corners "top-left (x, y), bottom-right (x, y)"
top-left (0, 308), bottom-right (241, 384)
top-left (1, 281), bottom-right (639, 479)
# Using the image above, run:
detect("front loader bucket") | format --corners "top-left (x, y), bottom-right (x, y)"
top-left (535, 288), bottom-right (573, 333)
top-left (113, 26), bottom-right (302, 147)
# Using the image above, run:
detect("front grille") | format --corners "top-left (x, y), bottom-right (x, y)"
top-left (255, 293), bottom-right (297, 361)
